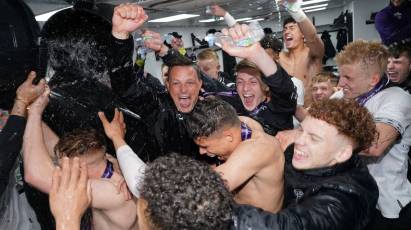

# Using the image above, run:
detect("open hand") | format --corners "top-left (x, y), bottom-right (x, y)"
top-left (49, 157), bottom-right (91, 226)
top-left (98, 108), bottom-right (126, 141)
top-left (27, 86), bottom-right (50, 116)
top-left (16, 71), bottom-right (47, 106)
top-left (143, 30), bottom-right (169, 55)
top-left (220, 24), bottom-right (264, 61)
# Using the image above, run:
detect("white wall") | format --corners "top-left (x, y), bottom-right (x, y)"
top-left (146, 7), bottom-right (345, 47)
top-left (350, 0), bottom-right (386, 41)
top-left (143, 6), bottom-right (346, 77)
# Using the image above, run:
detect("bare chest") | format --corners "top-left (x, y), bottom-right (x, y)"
top-left (280, 52), bottom-right (321, 87)
top-left (233, 166), bottom-right (284, 213)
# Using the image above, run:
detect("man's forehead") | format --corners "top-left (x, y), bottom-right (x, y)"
top-left (169, 66), bottom-right (198, 79)
top-left (302, 116), bottom-right (338, 136)
top-left (283, 22), bottom-right (298, 28)
top-left (389, 52), bottom-right (410, 61)
top-left (195, 136), bottom-right (210, 145)
top-left (198, 58), bottom-right (218, 65)
top-left (237, 69), bottom-right (261, 79)
top-left (313, 81), bottom-right (332, 87)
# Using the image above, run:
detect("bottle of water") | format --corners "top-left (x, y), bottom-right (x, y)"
top-left (214, 21), bottom-right (265, 48)
top-left (134, 31), bottom-right (153, 54)
top-left (205, 5), bottom-right (212, 14)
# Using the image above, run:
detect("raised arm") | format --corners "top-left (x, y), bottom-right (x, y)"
top-left (0, 71), bottom-right (45, 195)
top-left (210, 4), bottom-right (237, 27)
top-left (109, 3), bottom-right (148, 95)
top-left (99, 109), bottom-right (146, 197)
top-left (111, 3), bottom-right (148, 40)
top-left (23, 86), bottom-right (55, 193)
top-left (220, 24), bottom-right (278, 77)
top-left (281, 0), bottom-right (324, 59)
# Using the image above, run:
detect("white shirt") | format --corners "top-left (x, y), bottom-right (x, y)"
top-left (291, 77), bottom-right (305, 106)
top-left (291, 77), bottom-right (304, 128)
top-left (116, 145), bottom-right (146, 198)
top-left (364, 87), bottom-right (411, 218)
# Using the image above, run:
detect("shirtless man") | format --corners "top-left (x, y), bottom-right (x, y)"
top-left (99, 105), bottom-right (283, 213)
top-left (278, 0), bottom-right (324, 105)
top-left (23, 88), bottom-right (137, 230)
top-left (187, 97), bottom-right (284, 213)
top-left (211, 1), bottom-right (323, 105)
top-left (187, 24), bottom-right (286, 212)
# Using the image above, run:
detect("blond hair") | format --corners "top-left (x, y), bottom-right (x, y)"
top-left (312, 72), bottom-right (337, 87)
top-left (335, 40), bottom-right (388, 78)
top-left (197, 48), bottom-right (219, 61)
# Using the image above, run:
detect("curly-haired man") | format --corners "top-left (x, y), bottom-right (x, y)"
top-left (232, 99), bottom-right (379, 230)
top-left (99, 110), bottom-right (234, 229)
top-left (336, 40), bottom-right (411, 230)
top-left (137, 153), bottom-right (233, 230)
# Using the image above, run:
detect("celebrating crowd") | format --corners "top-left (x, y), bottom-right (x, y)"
top-left (0, 0), bottom-right (410, 230)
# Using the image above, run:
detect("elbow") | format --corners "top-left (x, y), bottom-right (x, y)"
top-left (367, 149), bottom-right (385, 157)
top-left (24, 168), bottom-right (51, 194)
top-left (363, 147), bottom-right (386, 157)
top-left (24, 170), bottom-right (38, 187)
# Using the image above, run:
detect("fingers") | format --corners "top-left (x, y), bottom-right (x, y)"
top-left (51, 166), bottom-right (62, 194)
top-left (26, 71), bottom-right (36, 82)
top-left (36, 86), bottom-right (50, 104)
top-left (228, 26), bottom-right (240, 41)
top-left (78, 161), bottom-right (88, 191)
top-left (87, 180), bottom-right (92, 204)
top-left (60, 157), bottom-right (71, 189)
top-left (240, 24), bottom-right (251, 38)
top-left (69, 157), bottom-right (80, 190)
top-left (114, 108), bottom-right (120, 122)
top-left (115, 3), bottom-right (146, 21)
top-left (119, 110), bottom-right (124, 124)
top-left (221, 28), bottom-right (229, 36)
top-left (230, 24), bottom-right (249, 41)
top-left (98, 111), bottom-right (109, 126)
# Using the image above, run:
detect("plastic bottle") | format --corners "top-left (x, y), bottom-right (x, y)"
top-left (214, 21), bottom-right (265, 48)
top-left (134, 31), bottom-right (153, 54)
top-left (205, 5), bottom-right (212, 14)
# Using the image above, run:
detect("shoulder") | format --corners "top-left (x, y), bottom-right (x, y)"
top-left (240, 131), bottom-right (282, 159)
top-left (376, 6), bottom-right (392, 19)
top-left (367, 87), bottom-right (411, 109)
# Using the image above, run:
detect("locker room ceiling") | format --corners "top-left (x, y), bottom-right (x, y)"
top-left (24, 0), bottom-right (352, 27)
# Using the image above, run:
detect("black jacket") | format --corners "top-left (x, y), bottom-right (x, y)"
top-left (232, 148), bottom-right (378, 230)
top-left (218, 66), bottom-right (297, 136)
top-left (0, 115), bottom-right (25, 196)
top-left (109, 38), bottom-right (214, 163)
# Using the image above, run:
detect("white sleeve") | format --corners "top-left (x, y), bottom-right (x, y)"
top-left (371, 89), bottom-right (411, 136)
top-left (116, 145), bottom-right (146, 198)
top-left (291, 77), bottom-right (305, 106)
top-left (285, 0), bottom-right (307, 22)
top-left (224, 12), bottom-right (237, 27)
